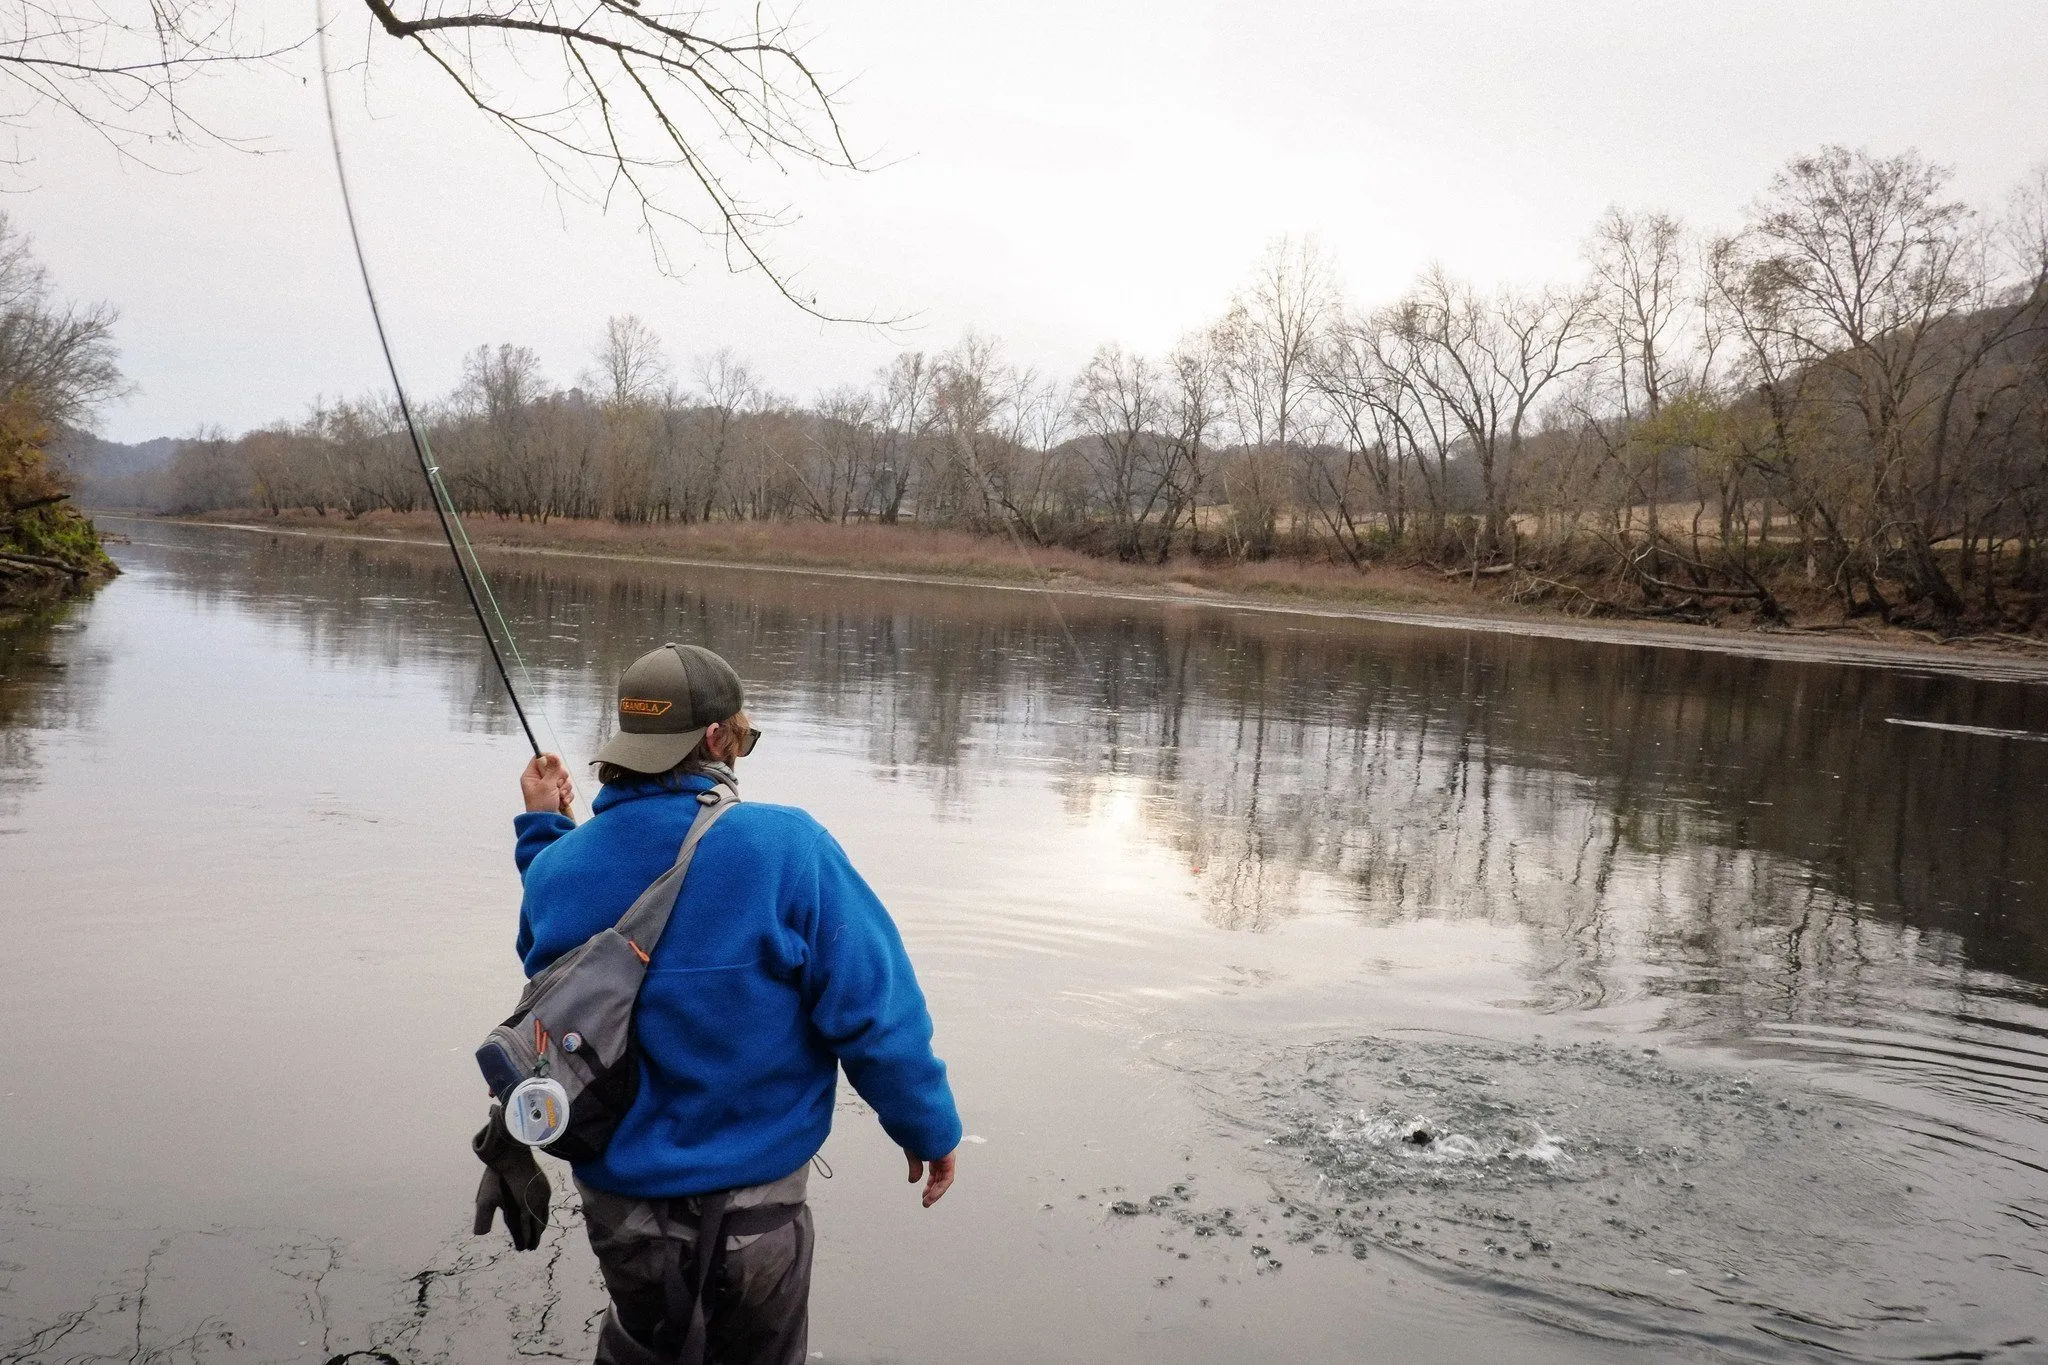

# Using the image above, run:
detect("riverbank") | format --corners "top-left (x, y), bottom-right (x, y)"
top-left (107, 510), bottom-right (2048, 683)
top-left (1, 425), bottom-right (117, 621)
top-left (0, 515), bottom-right (117, 622)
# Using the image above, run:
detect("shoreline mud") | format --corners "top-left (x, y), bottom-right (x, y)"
top-left (98, 512), bottom-right (2048, 685)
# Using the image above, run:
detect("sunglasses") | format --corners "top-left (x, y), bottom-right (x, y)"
top-left (731, 722), bottom-right (762, 758)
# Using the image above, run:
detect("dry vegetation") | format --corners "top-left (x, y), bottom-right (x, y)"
top-left (186, 507), bottom-right (1446, 600)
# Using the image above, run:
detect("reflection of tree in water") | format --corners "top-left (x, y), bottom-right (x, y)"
top-left (135, 525), bottom-right (2048, 1023)
top-left (1095, 630), bottom-right (2046, 1024)
top-left (0, 603), bottom-right (110, 812)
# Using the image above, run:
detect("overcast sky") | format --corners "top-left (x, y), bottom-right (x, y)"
top-left (22, 0), bottom-right (2048, 443)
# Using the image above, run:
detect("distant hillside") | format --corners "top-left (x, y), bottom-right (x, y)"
top-left (52, 430), bottom-right (182, 480)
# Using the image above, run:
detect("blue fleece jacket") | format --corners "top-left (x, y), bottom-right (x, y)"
top-left (512, 774), bottom-right (962, 1198)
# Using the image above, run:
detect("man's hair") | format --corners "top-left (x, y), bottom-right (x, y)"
top-left (594, 754), bottom-right (704, 789)
top-left (596, 737), bottom-right (716, 789)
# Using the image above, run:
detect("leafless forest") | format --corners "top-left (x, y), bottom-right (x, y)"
top-left (106, 147), bottom-right (2048, 631)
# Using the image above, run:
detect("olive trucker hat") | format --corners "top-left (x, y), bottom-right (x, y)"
top-left (592, 643), bottom-right (745, 774)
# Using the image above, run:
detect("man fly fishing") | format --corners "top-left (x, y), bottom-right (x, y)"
top-left (476, 642), bottom-right (962, 1365)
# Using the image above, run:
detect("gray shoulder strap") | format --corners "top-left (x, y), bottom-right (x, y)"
top-left (613, 787), bottom-right (740, 954)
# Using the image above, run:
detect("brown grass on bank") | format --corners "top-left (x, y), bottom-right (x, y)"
top-left (195, 509), bottom-right (1491, 608)
top-left (170, 509), bottom-right (2048, 659)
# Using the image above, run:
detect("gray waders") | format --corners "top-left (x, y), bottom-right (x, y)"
top-left (581, 1171), bottom-right (814, 1365)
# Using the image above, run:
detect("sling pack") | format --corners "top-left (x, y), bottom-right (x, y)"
top-left (475, 781), bottom-right (738, 1166)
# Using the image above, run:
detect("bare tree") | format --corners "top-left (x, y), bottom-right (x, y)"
top-left (306, 394), bottom-right (414, 516)
top-left (931, 334), bottom-right (1017, 533)
top-left (0, 211), bottom-right (127, 429)
top-left (1585, 207), bottom-right (1701, 421)
top-left (872, 352), bottom-right (934, 524)
top-left (1162, 328), bottom-right (1224, 556)
top-left (1577, 208), bottom-right (1740, 572)
top-left (0, 210), bottom-right (129, 585)
top-left (792, 385), bottom-right (881, 523)
top-left (1715, 147), bottom-right (2048, 618)
top-left (1396, 267), bottom-right (1597, 559)
top-left (585, 314), bottom-right (670, 410)
top-left (444, 341), bottom-right (548, 514)
top-left (1218, 235), bottom-right (1338, 451)
top-left (1072, 343), bottom-right (1170, 561)
top-left (1350, 306), bottom-right (1461, 546)
top-left (7, 0), bottom-right (867, 309)
top-left (685, 347), bottom-right (760, 521)
top-left (1217, 236), bottom-right (1339, 557)
top-left (1305, 315), bottom-right (1405, 566)
top-left (1009, 369), bottom-right (1079, 536)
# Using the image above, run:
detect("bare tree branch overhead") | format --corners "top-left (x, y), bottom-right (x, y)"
top-left (0, 0), bottom-right (869, 315)
top-left (349, 0), bottom-right (866, 316)
top-left (0, 0), bottom-right (300, 158)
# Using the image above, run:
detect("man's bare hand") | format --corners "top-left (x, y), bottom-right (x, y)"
top-left (520, 753), bottom-right (575, 816)
top-left (905, 1149), bottom-right (956, 1208)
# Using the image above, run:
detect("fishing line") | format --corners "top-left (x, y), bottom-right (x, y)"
top-left (1885, 717), bottom-right (2048, 742)
top-left (314, 2), bottom-right (547, 759)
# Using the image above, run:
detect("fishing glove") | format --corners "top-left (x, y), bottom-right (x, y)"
top-left (472, 1102), bottom-right (551, 1252)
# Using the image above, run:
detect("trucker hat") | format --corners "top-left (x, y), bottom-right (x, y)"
top-left (592, 643), bottom-right (745, 774)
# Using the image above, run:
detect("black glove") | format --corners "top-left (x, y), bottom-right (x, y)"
top-left (472, 1102), bottom-right (551, 1251)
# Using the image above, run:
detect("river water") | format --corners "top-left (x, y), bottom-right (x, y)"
top-left (3, 520), bottom-right (2046, 1364)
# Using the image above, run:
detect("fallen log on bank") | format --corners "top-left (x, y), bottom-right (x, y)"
top-left (0, 549), bottom-right (91, 578)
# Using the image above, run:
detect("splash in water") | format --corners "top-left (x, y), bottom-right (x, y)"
top-left (1134, 1030), bottom-right (2046, 1361)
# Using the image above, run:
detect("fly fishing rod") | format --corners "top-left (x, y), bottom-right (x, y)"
top-left (314, 9), bottom-right (539, 757)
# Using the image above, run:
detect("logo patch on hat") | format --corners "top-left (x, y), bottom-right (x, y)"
top-left (620, 697), bottom-right (673, 716)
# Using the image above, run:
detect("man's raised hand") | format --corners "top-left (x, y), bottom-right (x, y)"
top-left (520, 753), bottom-right (575, 816)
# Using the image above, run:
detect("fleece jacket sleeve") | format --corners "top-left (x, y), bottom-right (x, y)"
top-left (514, 811), bottom-right (576, 874)
top-left (512, 811), bottom-right (576, 964)
top-left (797, 825), bottom-right (964, 1161)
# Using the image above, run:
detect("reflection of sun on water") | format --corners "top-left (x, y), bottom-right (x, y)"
top-left (1083, 778), bottom-right (1145, 833)
top-left (1038, 772), bottom-right (1219, 937)
top-left (1065, 771), bottom-right (1352, 932)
